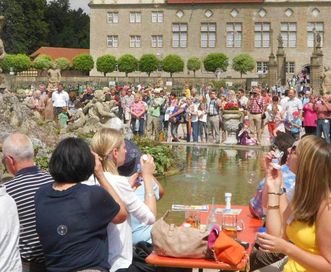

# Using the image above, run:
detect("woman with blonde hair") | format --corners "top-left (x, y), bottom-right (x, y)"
top-left (257, 135), bottom-right (331, 271)
top-left (130, 93), bottom-right (146, 136)
top-left (89, 128), bottom-right (157, 272)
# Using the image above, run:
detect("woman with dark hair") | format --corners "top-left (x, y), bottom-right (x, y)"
top-left (34, 137), bottom-right (127, 272)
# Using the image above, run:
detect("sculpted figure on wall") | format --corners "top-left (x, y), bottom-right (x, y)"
top-left (321, 66), bottom-right (331, 92)
top-left (47, 62), bottom-right (61, 91)
top-left (277, 33), bottom-right (283, 48)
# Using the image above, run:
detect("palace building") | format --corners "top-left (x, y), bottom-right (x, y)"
top-left (89, 0), bottom-right (331, 78)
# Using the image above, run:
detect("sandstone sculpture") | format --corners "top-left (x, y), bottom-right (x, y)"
top-left (321, 66), bottom-right (331, 92)
top-left (47, 62), bottom-right (61, 90)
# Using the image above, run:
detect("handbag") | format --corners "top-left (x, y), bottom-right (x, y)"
top-left (208, 225), bottom-right (246, 266)
top-left (151, 211), bottom-right (210, 258)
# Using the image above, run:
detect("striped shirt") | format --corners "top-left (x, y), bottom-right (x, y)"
top-left (5, 166), bottom-right (53, 263)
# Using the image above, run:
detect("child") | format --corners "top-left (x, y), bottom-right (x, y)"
top-left (58, 106), bottom-right (69, 128)
top-left (198, 103), bottom-right (207, 143)
top-left (290, 111), bottom-right (302, 140)
top-left (238, 117), bottom-right (257, 145)
top-left (266, 96), bottom-right (283, 142)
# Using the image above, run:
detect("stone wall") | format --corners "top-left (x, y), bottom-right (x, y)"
top-left (12, 75), bottom-right (260, 90)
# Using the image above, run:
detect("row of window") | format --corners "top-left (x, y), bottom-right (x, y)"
top-left (107, 22), bottom-right (324, 49)
top-left (107, 7), bottom-right (322, 23)
top-left (108, 11), bottom-right (164, 24)
top-left (257, 61), bottom-right (295, 74)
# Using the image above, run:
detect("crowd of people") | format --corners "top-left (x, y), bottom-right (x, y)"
top-left (23, 81), bottom-right (331, 145)
top-left (0, 127), bottom-right (170, 272)
top-left (1, 79), bottom-right (331, 272)
top-left (1, 131), bottom-right (331, 272)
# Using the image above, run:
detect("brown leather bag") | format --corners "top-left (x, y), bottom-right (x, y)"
top-left (151, 211), bottom-right (210, 258)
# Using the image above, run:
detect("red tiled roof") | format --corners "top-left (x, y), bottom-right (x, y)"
top-left (167, 0), bottom-right (263, 3)
top-left (30, 47), bottom-right (90, 62)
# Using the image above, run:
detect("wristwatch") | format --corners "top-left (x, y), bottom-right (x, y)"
top-left (279, 187), bottom-right (286, 195)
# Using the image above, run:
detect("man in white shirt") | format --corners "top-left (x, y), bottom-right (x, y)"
top-left (283, 89), bottom-right (303, 134)
top-left (51, 83), bottom-right (69, 116)
top-left (0, 185), bottom-right (22, 272)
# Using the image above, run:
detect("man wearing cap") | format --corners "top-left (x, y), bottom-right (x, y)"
top-left (247, 87), bottom-right (267, 144)
top-left (147, 88), bottom-right (164, 141)
top-left (301, 90), bottom-right (311, 106)
top-left (122, 87), bottom-right (135, 124)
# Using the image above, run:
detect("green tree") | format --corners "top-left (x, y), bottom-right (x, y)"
top-left (72, 54), bottom-right (94, 74)
top-left (162, 54), bottom-right (184, 77)
top-left (139, 54), bottom-right (159, 76)
top-left (118, 54), bottom-right (138, 77)
top-left (0, 54), bottom-right (31, 73)
top-left (232, 53), bottom-right (256, 78)
top-left (96, 54), bottom-right (117, 76)
top-left (203, 53), bottom-right (229, 75)
top-left (33, 54), bottom-right (52, 70)
top-left (0, 0), bottom-right (48, 54)
top-left (45, 0), bottom-right (89, 49)
top-left (187, 57), bottom-right (201, 77)
top-left (55, 57), bottom-right (70, 70)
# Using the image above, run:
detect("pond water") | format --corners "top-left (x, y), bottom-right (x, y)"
top-left (157, 146), bottom-right (266, 217)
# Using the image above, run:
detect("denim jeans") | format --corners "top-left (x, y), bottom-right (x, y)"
top-left (316, 119), bottom-right (330, 143)
top-left (191, 121), bottom-right (199, 142)
top-left (198, 121), bottom-right (208, 142)
top-left (131, 118), bottom-right (145, 136)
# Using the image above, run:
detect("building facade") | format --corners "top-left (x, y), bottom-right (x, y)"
top-left (89, 0), bottom-right (331, 78)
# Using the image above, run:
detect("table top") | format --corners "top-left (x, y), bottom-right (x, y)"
top-left (146, 205), bottom-right (262, 270)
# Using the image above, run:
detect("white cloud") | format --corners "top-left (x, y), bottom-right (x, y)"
top-left (69, 0), bottom-right (90, 13)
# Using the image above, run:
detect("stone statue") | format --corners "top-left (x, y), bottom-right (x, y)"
top-left (47, 62), bottom-right (61, 91)
top-left (68, 108), bottom-right (86, 131)
top-left (316, 32), bottom-right (321, 48)
top-left (277, 33), bottom-right (283, 48)
top-left (321, 66), bottom-right (331, 92)
top-left (84, 89), bottom-right (116, 124)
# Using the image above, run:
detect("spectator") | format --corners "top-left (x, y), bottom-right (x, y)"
top-left (35, 137), bottom-right (127, 272)
top-left (90, 128), bottom-right (157, 272)
top-left (313, 93), bottom-right (331, 143)
top-left (122, 87), bottom-right (135, 124)
top-left (51, 83), bottom-right (69, 117)
top-left (302, 94), bottom-right (317, 135)
top-left (283, 89), bottom-right (303, 135)
top-left (0, 184), bottom-right (22, 271)
top-left (130, 93), bottom-right (146, 136)
top-left (147, 88), bottom-right (164, 141)
top-left (247, 87), bottom-right (266, 144)
top-left (198, 102), bottom-right (208, 143)
top-left (289, 111), bottom-right (302, 140)
top-left (80, 87), bottom-right (94, 105)
top-left (3, 133), bottom-right (53, 271)
top-left (265, 96), bottom-right (283, 143)
top-left (257, 135), bottom-right (331, 271)
top-left (237, 88), bottom-right (248, 110)
top-left (207, 90), bottom-right (222, 144)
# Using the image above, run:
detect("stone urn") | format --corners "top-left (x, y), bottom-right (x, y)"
top-left (222, 110), bottom-right (243, 145)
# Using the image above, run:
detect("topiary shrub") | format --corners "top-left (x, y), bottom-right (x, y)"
top-left (96, 54), bottom-right (117, 76)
